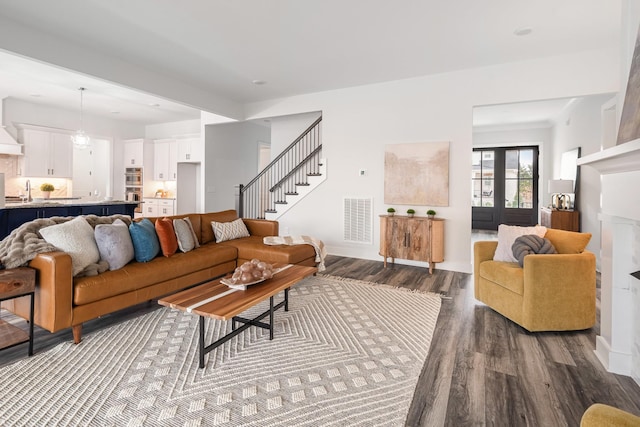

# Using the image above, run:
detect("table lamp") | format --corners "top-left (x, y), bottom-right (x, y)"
top-left (548, 179), bottom-right (574, 210)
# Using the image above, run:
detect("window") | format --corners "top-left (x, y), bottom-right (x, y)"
top-left (472, 150), bottom-right (494, 207)
top-left (504, 149), bottom-right (533, 209)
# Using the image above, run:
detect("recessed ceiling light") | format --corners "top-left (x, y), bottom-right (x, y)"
top-left (110, 111), bottom-right (120, 114)
top-left (513, 27), bottom-right (533, 36)
top-left (29, 93), bottom-right (42, 97)
top-left (252, 80), bottom-right (267, 85)
top-left (148, 103), bottom-right (160, 107)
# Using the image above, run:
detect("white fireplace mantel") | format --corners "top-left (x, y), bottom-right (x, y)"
top-left (577, 139), bottom-right (640, 174)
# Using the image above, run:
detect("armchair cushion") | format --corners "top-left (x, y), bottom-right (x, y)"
top-left (544, 228), bottom-right (592, 254)
top-left (493, 224), bottom-right (547, 262)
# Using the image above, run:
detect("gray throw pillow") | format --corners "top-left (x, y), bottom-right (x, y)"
top-left (173, 218), bottom-right (195, 252)
top-left (95, 219), bottom-right (135, 270)
top-left (511, 234), bottom-right (557, 267)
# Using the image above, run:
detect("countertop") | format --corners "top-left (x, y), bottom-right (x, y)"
top-left (1, 200), bottom-right (138, 209)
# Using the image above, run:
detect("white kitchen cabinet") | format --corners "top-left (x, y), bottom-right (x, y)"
top-left (143, 198), bottom-right (160, 217)
top-left (153, 139), bottom-right (177, 181)
top-left (19, 128), bottom-right (72, 178)
top-left (123, 139), bottom-right (145, 167)
top-left (176, 137), bottom-right (202, 163)
top-left (142, 198), bottom-right (175, 217)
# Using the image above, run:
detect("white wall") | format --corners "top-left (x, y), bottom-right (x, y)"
top-left (244, 48), bottom-right (619, 273)
top-left (203, 122), bottom-right (270, 212)
top-left (550, 94), bottom-right (616, 269)
top-left (269, 111), bottom-right (322, 157)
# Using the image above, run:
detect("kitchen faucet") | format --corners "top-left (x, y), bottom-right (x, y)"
top-left (25, 179), bottom-right (32, 202)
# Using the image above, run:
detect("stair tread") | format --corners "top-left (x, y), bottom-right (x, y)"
top-left (274, 201), bottom-right (288, 205)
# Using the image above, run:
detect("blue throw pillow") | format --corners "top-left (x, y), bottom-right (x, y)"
top-left (129, 218), bottom-right (160, 262)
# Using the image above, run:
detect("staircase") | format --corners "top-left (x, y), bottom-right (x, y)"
top-left (238, 117), bottom-right (325, 220)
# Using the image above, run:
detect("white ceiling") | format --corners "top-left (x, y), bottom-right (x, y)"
top-left (0, 0), bottom-right (622, 125)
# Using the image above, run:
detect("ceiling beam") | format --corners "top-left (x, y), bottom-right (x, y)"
top-left (0, 15), bottom-right (245, 121)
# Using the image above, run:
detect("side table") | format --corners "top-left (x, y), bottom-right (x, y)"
top-left (0, 267), bottom-right (36, 356)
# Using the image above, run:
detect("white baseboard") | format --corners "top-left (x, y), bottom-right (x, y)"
top-left (595, 335), bottom-right (632, 375)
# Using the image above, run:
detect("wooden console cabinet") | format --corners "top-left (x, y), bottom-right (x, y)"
top-left (379, 215), bottom-right (444, 273)
top-left (540, 207), bottom-right (580, 232)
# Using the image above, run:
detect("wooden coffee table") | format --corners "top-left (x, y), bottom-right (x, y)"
top-left (158, 264), bottom-right (317, 368)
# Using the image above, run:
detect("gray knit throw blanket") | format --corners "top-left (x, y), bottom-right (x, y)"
top-left (0, 214), bottom-right (133, 276)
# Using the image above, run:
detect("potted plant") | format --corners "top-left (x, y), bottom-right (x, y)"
top-left (40, 183), bottom-right (54, 199)
top-left (387, 207), bottom-right (396, 216)
top-left (427, 209), bottom-right (436, 219)
top-left (406, 208), bottom-right (415, 218)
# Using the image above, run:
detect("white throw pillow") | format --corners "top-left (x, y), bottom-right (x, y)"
top-left (493, 224), bottom-right (547, 263)
top-left (173, 218), bottom-right (196, 252)
top-left (40, 216), bottom-right (101, 276)
top-left (211, 218), bottom-right (250, 242)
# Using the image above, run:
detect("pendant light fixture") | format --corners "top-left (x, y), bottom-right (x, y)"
top-left (71, 87), bottom-right (90, 149)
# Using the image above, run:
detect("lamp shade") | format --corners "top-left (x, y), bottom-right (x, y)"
top-left (548, 179), bottom-right (574, 194)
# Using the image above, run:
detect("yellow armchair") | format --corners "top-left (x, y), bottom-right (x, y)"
top-left (581, 403), bottom-right (640, 427)
top-left (474, 229), bottom-right (596, 332)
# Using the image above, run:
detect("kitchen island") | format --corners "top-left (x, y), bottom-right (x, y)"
top-left (0, 200), bottom-right (138, 240)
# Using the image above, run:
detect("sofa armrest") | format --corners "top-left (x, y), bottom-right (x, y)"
top-left (243, 218), bottom-right (279, 237)
top-left (522, 251), bottom-right (596, 330)
top-left (474, 241), bottom-right (498, 295)
top-left (581, 403), bottom-right (640, 427)
top-left (27, 251), bottom-right (74, 333)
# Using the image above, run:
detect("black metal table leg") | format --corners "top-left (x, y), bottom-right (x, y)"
top-left (284, 288), bottom-right (289, 312)
top-left (28, 292), bottom-right (34, 356)
top-left (199, 316), bottom-right (206, 368)
top-left (196, 289), bottom-right (292, 368)
top-left (269, 296), bottom-right (274, 340)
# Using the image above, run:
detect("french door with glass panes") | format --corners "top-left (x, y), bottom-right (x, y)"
top-left (472, 146), bottom-right (539, 230)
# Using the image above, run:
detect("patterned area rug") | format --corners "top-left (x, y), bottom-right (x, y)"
top-left (0, 275), bottom-right (441, 427)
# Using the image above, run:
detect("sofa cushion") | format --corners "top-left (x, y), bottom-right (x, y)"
top-left (155, 217), bottom-right (178, 257)
top-left (94, 219), bottom-right (135, 270)
top-left (73, 243), bottom-right (238, 305)
top-left (212, 218), bottom-right (250, 242)
top-left (493, 224), bottom-right (547, 263)
top-left (174, 218), bottom-right (196, 252)
top-left (183, 217), bottom-right (200, 248)
top-left (219, 236), bottom-right (316, 264)
top-left (40, 216), bottom-right (100, 276)
top-left (544, 228), bottom-right (591, 254)
top-left (479, 260), bottom-right (525, 295)
top-left (129, 218), bottom-right (160, 262)
top-left (199, 210), bottom-right (239, 244)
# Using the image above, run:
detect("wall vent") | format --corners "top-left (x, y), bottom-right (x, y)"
top-left (343, 197), bottom-right (373, 244)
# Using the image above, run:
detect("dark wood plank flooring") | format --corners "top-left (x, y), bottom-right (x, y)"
top-left (1, 254), bottom-right (640, 426)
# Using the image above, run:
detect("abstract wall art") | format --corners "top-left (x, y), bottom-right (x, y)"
top-left (384, 141), bottom-right (449, 206)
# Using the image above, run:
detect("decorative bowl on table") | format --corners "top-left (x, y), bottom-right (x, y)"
top-left (222, 259), bottom-right (277, 289)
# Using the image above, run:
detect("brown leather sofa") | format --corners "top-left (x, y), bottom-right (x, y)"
top-left (4, 210), bottom-right (316, 343)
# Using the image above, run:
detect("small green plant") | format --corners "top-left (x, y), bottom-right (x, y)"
top-left (387, 207), bottom-right (396, 213)
top-left (40, 183), bottom-right (54, 192)
top-left (406, 209), bottom-right (415, 214)
top-left (427, 209), bottom-right (436, 216)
